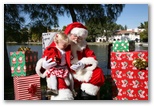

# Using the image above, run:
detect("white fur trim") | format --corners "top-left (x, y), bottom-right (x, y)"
top-left (50, 89), bottom-right (74, 100)
top-left (35, 58), bottom-right (47, 78)
top-left (64, 78), bottom-right (70, 86)
top-left (46, 77), bottom-right (52, 88)
top-left (81, 83), bottom-right (100, 96)
top-left (70, 27), bottom-right (88, 38)
top-left (71, 42), bottom-right (79, 64)
top-left (73, 57), bottom-right (98, 82)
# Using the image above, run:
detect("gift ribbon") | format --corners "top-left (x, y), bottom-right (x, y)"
top-left (28, 83), bottom-right (37, 96)
top-left (132, 58), bottom-right (148, 70)
top-left (18, 46), bottom-right (31, 51)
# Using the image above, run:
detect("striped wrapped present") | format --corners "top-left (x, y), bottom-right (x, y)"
top-left (13, 74), bottom-right (41, 100)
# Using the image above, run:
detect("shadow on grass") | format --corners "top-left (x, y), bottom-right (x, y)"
top-left (99, 75), bottom-right (118, 100)
top-left (4, 75), bottom-right (118, 100)
top-left (4, 77), bottom-right (14, 100)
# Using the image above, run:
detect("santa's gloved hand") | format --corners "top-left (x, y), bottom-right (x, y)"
top-left (42, 56), bottom-right (57, 70)
top-left (70, 61), bottom-right (85, 71)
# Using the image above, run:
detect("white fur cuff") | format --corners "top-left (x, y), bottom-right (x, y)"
top-left (73, 57), bottom-right (98, 82)
top-left (81, 83), bottom-right (100, 96)
top-left (35, 58), bottom-right (47, 78)
top-left (51, 89), bottom-right (74, 100)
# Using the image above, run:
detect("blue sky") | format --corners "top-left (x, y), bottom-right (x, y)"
top-left (116, 4), bottom-right (148, 29)
top-left (58, 4), bottom-right (148, 29)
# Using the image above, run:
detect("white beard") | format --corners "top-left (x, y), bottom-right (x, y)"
top-left (70, 40), bottom-right (87, 64)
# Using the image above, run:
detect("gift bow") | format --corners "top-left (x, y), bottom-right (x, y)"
top-left (132, 58), bottom-right (148, 70)
top-left (18, 46), bottom-right (31, 51)
top-left (28, 83), bottom-right (37, 96)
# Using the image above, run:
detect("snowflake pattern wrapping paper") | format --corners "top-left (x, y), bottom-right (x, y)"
top-left (112, 40), bottom-right (135, 52)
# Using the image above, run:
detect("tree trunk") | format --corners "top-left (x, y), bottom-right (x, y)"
top-left (68, 4), bottom-right (77, 22)
top-left (4, 40), bottom-right (11, 79)
top-left (4, 39), bottom-right (14, 100)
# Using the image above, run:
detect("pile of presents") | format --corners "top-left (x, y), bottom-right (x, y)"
top-left (10, 46), bottom-right (42, 100)
top-left (110, 40), bottom-right (148, 100)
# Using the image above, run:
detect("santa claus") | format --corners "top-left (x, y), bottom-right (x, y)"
top-left (35, 22), bottom-right (105, 100)
top-left (64, 22), bottom-right (105, 100)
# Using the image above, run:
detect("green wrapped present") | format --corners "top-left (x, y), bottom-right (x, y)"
top-left (10, 51), bottom-right (38, 77)
top-left (112, 40), bottom-right (135, 52)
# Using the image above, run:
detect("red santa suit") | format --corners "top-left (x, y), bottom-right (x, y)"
top-left (64, 22), bottom-right (105, 96)
top-left (35, 42), bottom-right (74, 100)
top-left (44, 46), bottom-right (69, 79)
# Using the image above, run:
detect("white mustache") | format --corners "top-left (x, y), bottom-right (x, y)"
top-left (73, 39), bottom-right (82, 44)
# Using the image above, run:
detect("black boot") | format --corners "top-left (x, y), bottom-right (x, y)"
top-left (81, 91), bottom-right (97, 100)
top-left (74, 89), bottom-right (82, 100)
top-left (46, 89), bottom-right (58, 96)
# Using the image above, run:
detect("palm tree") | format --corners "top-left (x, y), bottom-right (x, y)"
top-left (138, 21), bottom-right (148, 42)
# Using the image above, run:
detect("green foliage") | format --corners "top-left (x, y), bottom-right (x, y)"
top-left (86, 35), bottom-right (96, 42)
top-left (85, 17), bottom-right (125, 41)
top-left (20, 27), bottom-right (29, 42)
top-left (85, 4), bottom-right (125, 41)
top-left (5, 4), bottom-right (125, 42)
top-left (32, 33), bottom-right (39, 42)
top-left (62, 26), bottom-right (66, 31)
top-left (4, 4), bottom-right (25, 42)
top-left (138, 21), bottom-right (148, 42)
top-left (104, 4), bottom-right (125, 22)
top-left (140, 30), bottom-right (148, 42)
top-left (124, 25), bottom-right (127, 30)
top-left (22, 4), bottom-right (59, 27)
top-left (29, 22), bottom-right (47, 41)
top-left (5, 27), bottom-right (29, 43)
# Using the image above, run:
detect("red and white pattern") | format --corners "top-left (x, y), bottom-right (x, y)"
top-left (46, 66), bottom-right (68, 78)
top-left (111, 50), bottom-right (148, 100)
top-left (13, 74), bottom-right (41, 100)
top-left (111, 51), bottom-right (148, 70)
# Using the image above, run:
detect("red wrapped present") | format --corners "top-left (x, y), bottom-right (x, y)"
top-left (13, 74), bottom-right (41, 100)
top-left (110, 50), bottom-right (148, 100)
top-left (111, 50), bottom-right (148, 70)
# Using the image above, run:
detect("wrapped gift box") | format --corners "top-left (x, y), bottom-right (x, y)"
top-left (111, 69), bottom-right (148, 100)
top-left (110, 50), bottom-right (148, 70)
top-left (110, 51), bottom-right (148, 100)
top-left (10, 51), bottom-right (38, 77)
top-left (13, 74), bottom-right (41, 100)
top-left (112, 40), bottom-right (135, 52)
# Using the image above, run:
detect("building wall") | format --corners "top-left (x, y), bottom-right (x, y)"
top-left (96, 36), bottom-right (106, 42)
top-left (96, 28), bottom-right (143, 42)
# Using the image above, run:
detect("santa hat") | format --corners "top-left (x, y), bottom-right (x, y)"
top-left (64, 22), bottom-right (88, 38)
